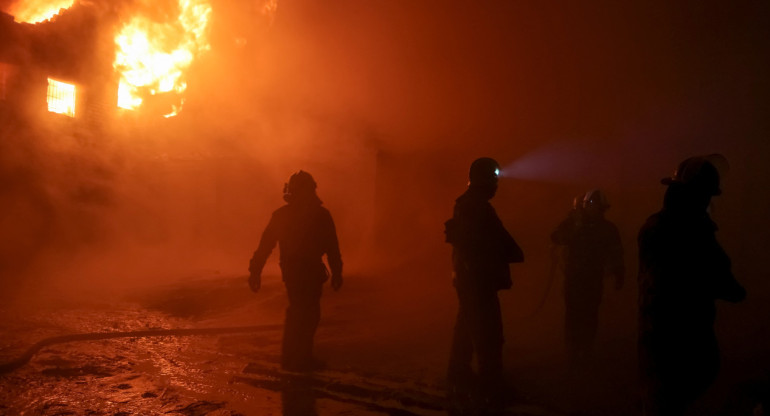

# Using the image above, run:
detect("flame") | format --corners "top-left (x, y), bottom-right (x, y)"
top-left (47, 78), bottom-right (76, 117)
top-left (9, 0), bottom-right (75, 23)
top-left (114, 0), bottom-right (212, 117)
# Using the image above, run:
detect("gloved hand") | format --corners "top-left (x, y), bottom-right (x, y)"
top-left (331, 274), bottom-right (343, 291)
top-left (248, 272), bottom-right (261, 293)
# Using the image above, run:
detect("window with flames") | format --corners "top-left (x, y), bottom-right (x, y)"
top-left (46, 78), bottom-right (76, 117)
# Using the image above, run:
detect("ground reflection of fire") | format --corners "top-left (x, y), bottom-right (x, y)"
top-left (114, 0), bottom-right (213, 118)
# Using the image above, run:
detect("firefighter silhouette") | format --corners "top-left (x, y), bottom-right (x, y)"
top-left (638, 154), bottom-right (745, 415)
top-left (249, 171), bottom-right (343, 372)
top-left (444, 157), bottom-right (524, 412)
top-left (551, 189), bottom-right (624, 368)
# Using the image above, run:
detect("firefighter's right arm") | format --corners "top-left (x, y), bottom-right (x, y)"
top-left (487, 205), bottom-right (523, 263)
top-left (322, 210), bottom-right (343, 291)
top-left (708, 244), bottom-right (745, 303)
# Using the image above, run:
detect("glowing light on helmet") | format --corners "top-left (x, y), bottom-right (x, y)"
top-left (583, 189), bottom-right (610, 210)
top-left (469, 157), bottom-right (501, 185)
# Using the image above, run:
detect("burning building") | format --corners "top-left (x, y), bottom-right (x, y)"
top-left (0, 0), bottom-right (217, 126)
top-left (0, 0), bottom-right (220, 280)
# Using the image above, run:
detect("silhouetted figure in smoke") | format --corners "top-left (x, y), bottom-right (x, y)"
top-left (551, 189), bottom-right (624, 369)
top-left (638, 155), bottom-right (745, 415)
top-left (444, 157), bottom-right (524, 413)
top-left (249, 171), bottom-right (343, 372)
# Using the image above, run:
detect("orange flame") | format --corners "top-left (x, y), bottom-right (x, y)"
top-left (9, 0), bottom-right (75, 23)
top-left (114, 0), bottom-right (212, 117)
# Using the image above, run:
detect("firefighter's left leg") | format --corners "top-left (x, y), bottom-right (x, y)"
top-left (282, 278), bottom-right (323, 371)
top-left (473, 290), bottom-right (505, 410)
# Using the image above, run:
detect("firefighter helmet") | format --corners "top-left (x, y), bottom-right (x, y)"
top-left (661, 154), bottom-right (727, 196)
top-left (583, 189), bottom-right (610, 210)
top-left (469, 157), bottom-right (500, 186)
top-left (284, 170), bottom-right (317, 197)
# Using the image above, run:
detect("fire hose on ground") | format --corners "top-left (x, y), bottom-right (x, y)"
top-left (0, 252), bottom-right (565, 375)
top-left (0, 323), bottom-right (283, 375)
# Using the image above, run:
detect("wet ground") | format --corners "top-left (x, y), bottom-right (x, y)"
top-left (0, 274), bottom-right (565, 416)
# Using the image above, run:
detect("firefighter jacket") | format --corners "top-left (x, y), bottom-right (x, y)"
top-left (637, 184), bottom-right (745, 390)
top-left (551, 214), bottom-right (624, 303)
top-left (250, 201), bottom-right (342, 283)
top-left (445, 187), bottom-right (523, 292)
